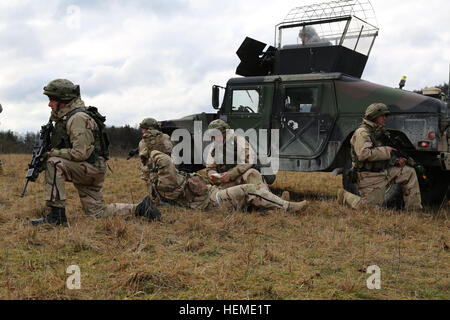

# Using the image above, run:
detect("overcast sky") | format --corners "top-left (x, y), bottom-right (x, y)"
top-left (0, 0), bottom-right (449, 133)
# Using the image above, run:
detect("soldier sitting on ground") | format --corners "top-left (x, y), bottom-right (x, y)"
top-left (142, 150), bottom-right (308, 215)
top-left (206, 119), bottom-right (268, 187)
top-left (31, 79), bottom-right (140, 226)
top-left (337, 103), bottom-right (423, 211)
top-left (206, 119), bottom-right (290, 200)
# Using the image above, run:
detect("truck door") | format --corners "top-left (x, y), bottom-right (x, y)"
top-left (278, 81), bottom-right (337, 158)
top-left (222, 84), bottom-right (273, 153)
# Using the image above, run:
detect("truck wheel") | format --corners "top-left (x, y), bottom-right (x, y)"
top-left (382, 184), bottom-right (404, 210)
top-left (419, 168), bottom-right (450, 207)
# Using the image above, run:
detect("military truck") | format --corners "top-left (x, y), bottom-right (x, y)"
top-left (160, 0), bottom-right (450, 207)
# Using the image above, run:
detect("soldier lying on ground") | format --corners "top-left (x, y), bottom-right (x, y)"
top-left (145, 150), bottom-right (308, 215)
top-left (337, 103), bottom-right (423, 211)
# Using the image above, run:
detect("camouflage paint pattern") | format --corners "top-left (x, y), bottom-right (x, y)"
top-left (138, 129), bottom-right (173, 184)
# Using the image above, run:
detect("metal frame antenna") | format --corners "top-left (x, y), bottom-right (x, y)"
top-left (275, 0), bottom-right (379, 57)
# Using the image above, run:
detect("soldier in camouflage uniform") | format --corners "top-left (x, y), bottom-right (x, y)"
top-left (31, 79), bottom-right (137, 226)
top-left (337, 103), bottom-right (423, 211)
top-left (149, 150), bottom-right (308, 214)
top-left (206, 119), bottom-right (268, 189)
top-left (138, 118), bottom-right (173, 186)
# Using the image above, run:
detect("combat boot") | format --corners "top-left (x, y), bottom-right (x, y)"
top-left (286, 200), bottom-right (309, 214)
top-left (135, 196), bottom-right (162, 221)
top-left (31, 207), bottom-right (68, 227)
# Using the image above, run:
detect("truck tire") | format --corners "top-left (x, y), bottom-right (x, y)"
top-left (419, 168), bottom-right (450, 207)
top-left (382, 184), bottom-right (404, 210)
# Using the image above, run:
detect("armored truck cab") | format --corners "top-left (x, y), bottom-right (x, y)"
top-left (160, 0), bottom-right (450, 206)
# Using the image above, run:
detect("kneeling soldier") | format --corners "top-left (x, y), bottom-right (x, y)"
top-left (32, 79), bottom-right (137, 226)
top-left (337, 103), bottom-right (423, 211)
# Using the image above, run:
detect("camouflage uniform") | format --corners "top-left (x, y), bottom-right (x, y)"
top-left (33, 79), bottom-right (136, 226)
top-left (138, 120), bottom-right (173, 184)
top-left (150, 150), bottom-right (308, 213)
top-left (44, 97), bottom-right (136, 218)
top-left (206, 134), bottom-right (266, 188)
top-left (206, 119), bottom-right (267, 189)
top-left (339, 103), bottom-right (423, 210)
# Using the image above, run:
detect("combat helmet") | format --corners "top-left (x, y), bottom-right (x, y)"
top-left (43, 79), bottom-right (80, 102)
top-left (208, 119), bottom-right (230, 133)
top-left (364, 103), bottom-right (391, 121)
top-left (140, 118), bottom-right (161, 131)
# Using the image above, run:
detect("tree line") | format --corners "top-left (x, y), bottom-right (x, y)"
top-left (0, 125), bottom-right (141, 156)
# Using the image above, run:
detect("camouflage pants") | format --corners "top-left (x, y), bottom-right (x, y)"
top-left (216, 168), bottom-right (268, 190)
top-left (342, 166), bottom-right (423, 210)
top-left (208, 184), bottom-right (290, 212)
top-left (45, 157), bottom-right (136, 218)
top-left (150, 151), bottom-right (291, 212)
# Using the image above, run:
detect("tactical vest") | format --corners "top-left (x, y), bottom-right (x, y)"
top-left (144, 131), bottom-right (170, 155)
top-left (211, 136), bottom-right (239, 173)
top-left (351, 123), bottom-right (390, 172)
top-left (50, 107), bottom-right (106, 165)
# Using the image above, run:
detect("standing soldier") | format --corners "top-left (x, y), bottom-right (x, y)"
top-left (31, 79), bottom-right (137, 226)
top-left (144, 150), bottom-right (308, 214)
top-left (138, 118), bottom-right (173, 186)
top-left (337, 103), bottom-right (423, 211)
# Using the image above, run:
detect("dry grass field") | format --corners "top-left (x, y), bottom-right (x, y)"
top-left (0, 154), bottom-right (448, 300)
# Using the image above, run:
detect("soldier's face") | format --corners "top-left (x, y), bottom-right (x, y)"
top-left (213, 132), bottom-right (226, 143)
top-left (48, 100), bottom-right (59, 112)
top-left (375, 115), bottom-right (387, 126)
top-left (142, 128), bottom-right (148, 135)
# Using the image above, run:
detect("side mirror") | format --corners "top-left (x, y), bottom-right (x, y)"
top-left (212, 85), bottom-right (220, 110)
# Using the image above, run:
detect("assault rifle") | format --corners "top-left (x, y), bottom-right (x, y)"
top-left (21, 121), bottom-right (53, 197)
top-left (382, 131), bottom-right (425, 176)
top-left (127, 148), bottom-right (139, 160)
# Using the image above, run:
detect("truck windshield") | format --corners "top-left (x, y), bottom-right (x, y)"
top-left (232, 89), bottom-right (260, 113)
